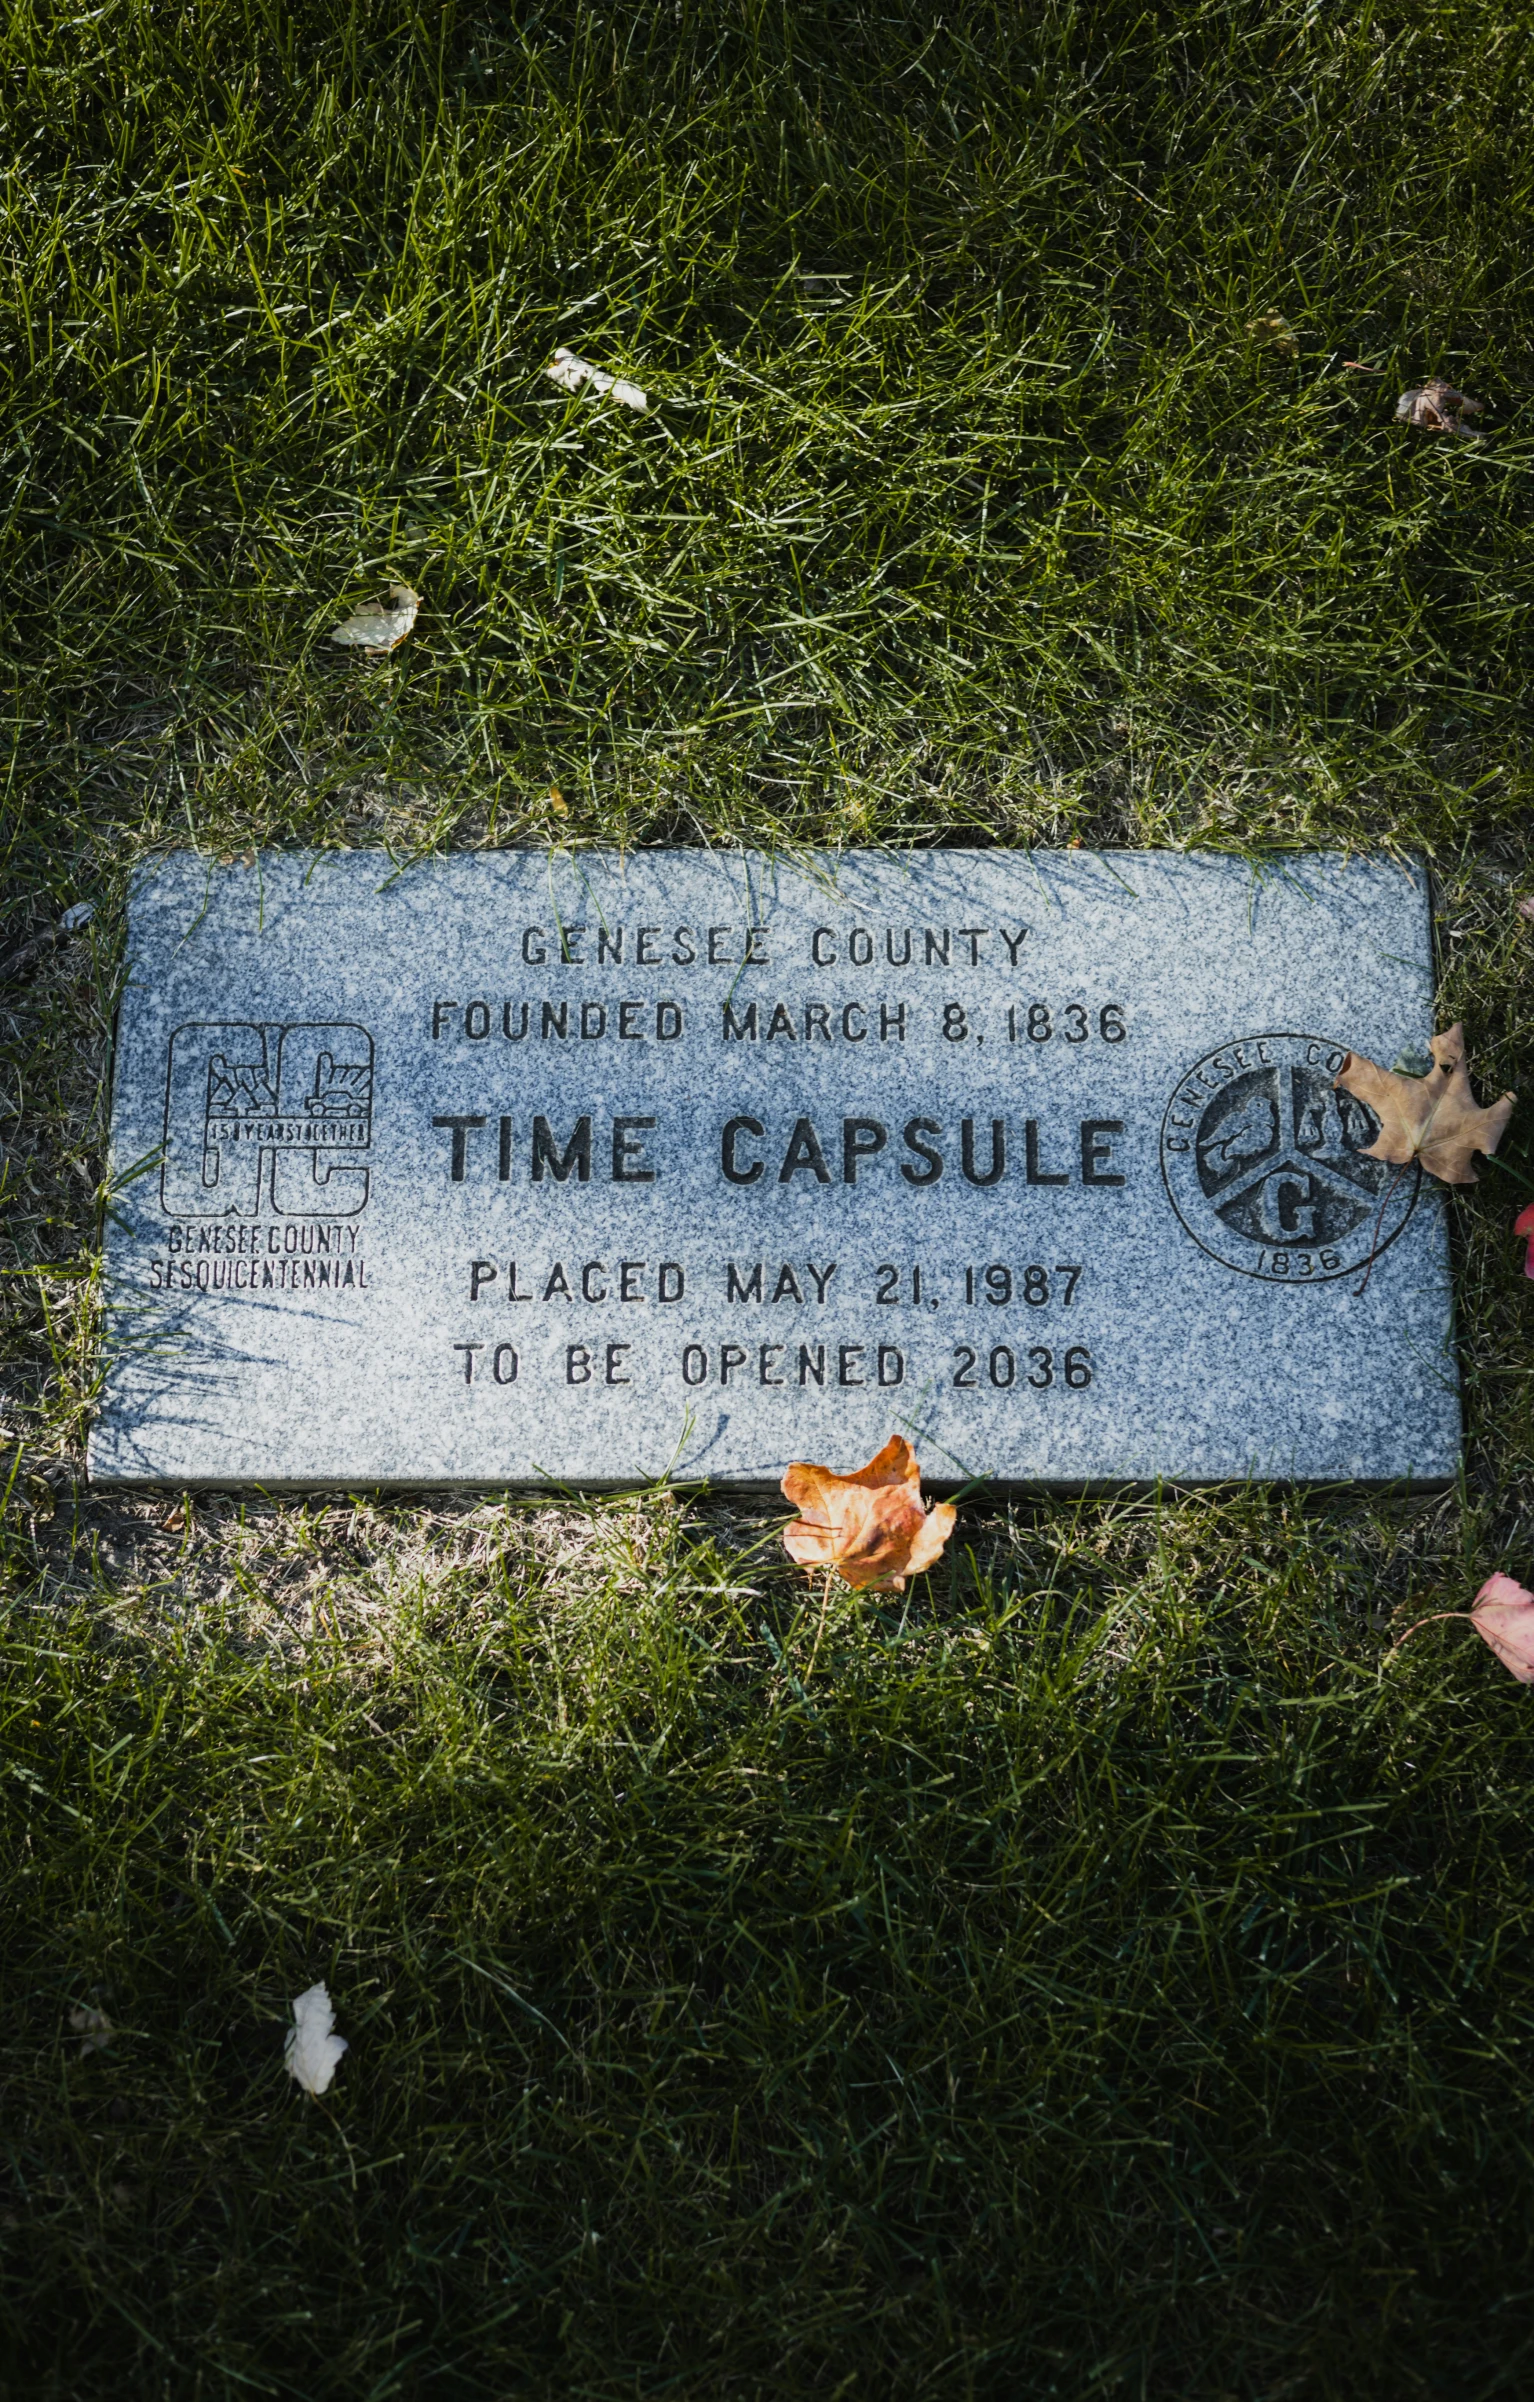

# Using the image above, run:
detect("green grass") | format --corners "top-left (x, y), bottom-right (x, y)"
top-left (4, 1), bottom-right (1534, 2393)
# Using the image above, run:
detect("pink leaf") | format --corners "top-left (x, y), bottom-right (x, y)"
top-left (1470, 1574), bottom-right (1534, 1682)
top-left (1517, 1203), bottom-right (1534, 1279)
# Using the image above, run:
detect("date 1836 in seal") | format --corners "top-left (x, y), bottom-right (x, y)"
top-left (1160, 1033), bottom-right (1419, 1283)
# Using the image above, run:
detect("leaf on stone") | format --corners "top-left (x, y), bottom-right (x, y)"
top-left (781, 1434), bottom-right (957, 1591)
top-left (1394, 378), bottom-right (1486, 438)
top-left (546, 346), bottom-right (648, 411)
top-left (325, 584), bottom-right (420, 653)
top-left (1389, 1044), bottom-right (1434, 1079)
top-left (284, 1981), bottom-right (348, 2097)
top-left (1516, 1202), bottom-right (1534, 1278)
top-left (1333, 1023), bottom-right (1514, 1187)
top-left (1471, 1574), bottom-right (1534, 1682)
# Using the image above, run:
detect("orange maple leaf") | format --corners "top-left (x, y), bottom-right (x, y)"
top-left (1333, 1023), bottom-right (1515, 1187)
top-left (781, 1435), bottom-right (957, 1591)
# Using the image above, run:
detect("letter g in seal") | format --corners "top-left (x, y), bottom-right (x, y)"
top-left (1160, 1033), bottom-right (1419, 1283)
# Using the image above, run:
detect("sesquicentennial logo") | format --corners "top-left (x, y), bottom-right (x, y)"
top-left (161, 1021), bottom-right (374, 1218)
top-left (1160, 1033), bottom-right (1417, 1282)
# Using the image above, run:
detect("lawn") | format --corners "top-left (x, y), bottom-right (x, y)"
top-left (4, 1), bottom-right (1534, 2393)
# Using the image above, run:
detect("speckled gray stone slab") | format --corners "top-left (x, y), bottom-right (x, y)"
top-left (89, 849), bottom-right (1458, 1489)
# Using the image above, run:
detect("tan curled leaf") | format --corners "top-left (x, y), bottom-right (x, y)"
top-left (326, 583), bottom-right (420, 653)
top-left (1471, 1574), bottom-right (1534, 1682)
top-left (1395, 379), bottom-right (1486, 438)
top-left (1334, 1023), bottom-right (1514, 1187)
top-left (781, 1434), bottom-right (957, 1591)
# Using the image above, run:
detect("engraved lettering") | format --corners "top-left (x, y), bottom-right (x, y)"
top-left (960, 1118), bottom-right (1005, 1186)
top-left (433, 1114), bottom-right (486, 1182)
top-left (778, 1118), bottom-right (832, 1185)
top-left (722, 1117), bottom-right (764, 1185)
top-left (843, 1117), bottom-right (888, 1184)
top-left (1081, 1119), bottom-right (1125, 1186)
top-left (1025, 1120), bottom-right (1068, 1186)
top-left (531, 1115), bottom-right (591, 1184)
top-left (901, 1117), bottom-right (943, 1185)
top-left (611, 1117), bottom-right (656, 1183)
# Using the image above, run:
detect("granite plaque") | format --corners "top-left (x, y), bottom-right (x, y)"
top-left (90, 850), bottom-right (1458, 1489)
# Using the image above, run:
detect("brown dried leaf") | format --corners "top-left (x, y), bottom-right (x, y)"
top-left (1394, 379), bottom-right (1486, 438)
top-left (781, 1434), bottom-right (957, 1591)
top-left (1334, 1023), bottom-right (1514, 1187)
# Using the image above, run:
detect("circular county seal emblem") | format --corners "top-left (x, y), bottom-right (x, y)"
top-left (1160, 1033), bottom-right (1418, 1283)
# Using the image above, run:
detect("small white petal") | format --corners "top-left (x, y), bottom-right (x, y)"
top-left (284, 1981), bottom-right (348, 2097)
top-left (546, 346), bottom-right (647, 411)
